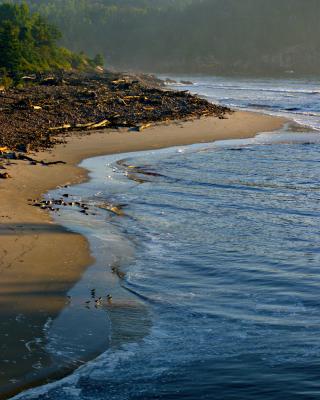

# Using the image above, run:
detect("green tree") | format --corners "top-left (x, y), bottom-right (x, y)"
top-left (0, 2), bottom-right (96, 80)
top-left (0, 20), bottom-right (22, 73)
top-left (92, 53), bottom-right (104, 67)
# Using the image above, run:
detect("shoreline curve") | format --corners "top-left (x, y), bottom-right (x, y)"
top-left (0, 111), bottom-right (287, 399)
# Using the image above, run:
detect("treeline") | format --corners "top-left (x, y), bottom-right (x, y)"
top-left (6, 0), bottom-right (320, 76)
top-left (0, 2), bottom-right (104, 84)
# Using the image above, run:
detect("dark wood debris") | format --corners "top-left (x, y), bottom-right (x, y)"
top-left (0, 71), bottom-right (231, 151)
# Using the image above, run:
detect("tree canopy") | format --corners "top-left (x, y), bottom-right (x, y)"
top-left (0, 2), bottom-right (104, 79)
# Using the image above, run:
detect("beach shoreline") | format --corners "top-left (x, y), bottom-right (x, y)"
top-left (0, 110), bottom-right (287, 398)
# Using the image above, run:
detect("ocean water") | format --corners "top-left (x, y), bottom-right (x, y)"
top-left (13, 77), bottom-right (320, 400)
top-left (168, 76), bottom-right (320, 131)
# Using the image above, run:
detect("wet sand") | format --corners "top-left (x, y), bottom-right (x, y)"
top-left (0, 111), bottom-right (287, 398)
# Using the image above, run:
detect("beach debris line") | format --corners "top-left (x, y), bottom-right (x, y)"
top-left (0, 70), bottom-right (231, 152)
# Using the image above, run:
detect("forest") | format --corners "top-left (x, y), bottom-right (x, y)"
top-left (2, 0), bottom-right (320, 76)
top-left (0, 2), bottom-right (103, 82)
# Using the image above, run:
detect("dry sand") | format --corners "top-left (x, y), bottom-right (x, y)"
top-left (0, 111), bottom-right (287, 397)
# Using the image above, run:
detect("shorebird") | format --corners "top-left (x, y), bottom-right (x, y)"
top-left (107, 294), bottom-right (113, 302)
top-left (95, 297), bottom-right (103, 307)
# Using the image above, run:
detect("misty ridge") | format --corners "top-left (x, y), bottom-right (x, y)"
top-left (4, 0), bottom-right (320, 76)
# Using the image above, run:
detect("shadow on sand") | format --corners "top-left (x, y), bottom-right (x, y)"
top-left (0, 223), bottom-right (75, 236)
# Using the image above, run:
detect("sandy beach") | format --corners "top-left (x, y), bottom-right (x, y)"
top-left (0, 110), bottom-right (287, 398)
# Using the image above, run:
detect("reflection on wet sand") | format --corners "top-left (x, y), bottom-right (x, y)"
top-left (0, 218), bottom-right (151, 400)
top-left (0, 223), bottom-right (89, 398)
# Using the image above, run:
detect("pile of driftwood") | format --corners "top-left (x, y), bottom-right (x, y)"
top-left (0, 71), bottom-right (231, 151)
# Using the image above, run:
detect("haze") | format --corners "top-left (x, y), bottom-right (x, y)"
top-left (7, 0), bottom-right (320, 75)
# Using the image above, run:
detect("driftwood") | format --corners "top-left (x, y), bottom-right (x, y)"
top-left (49, 119), bottom-right (110, 132)
top-left (40, 160), bottom-right (66, 166)
top-left (15, 153), bottom-right (66, 166)
top-left (138, 123), bottom-right (152, 131)
top-left (0, 71), bottom-right (231, 152)
top-left (130, 123), bottom-right (153, 132)
top-left (97, 202), bottom-right (125, 216)
top-left (49, 124), bottom-right (72, 131)
top-left (87, 119), bottom-right (110, 129)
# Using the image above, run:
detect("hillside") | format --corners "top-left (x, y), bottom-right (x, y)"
top-left (0, 2), bottom-right (104, 82)
top-left (4, 0), bottom-right (320, 76)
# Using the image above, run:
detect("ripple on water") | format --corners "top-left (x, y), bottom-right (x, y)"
top-left (12, 77), bottom-right (320, 399)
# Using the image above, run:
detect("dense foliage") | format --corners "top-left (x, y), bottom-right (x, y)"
top-left (4, 0), bottom-right (320, 76)
top-left (0, 2), bottom-right (104, 80)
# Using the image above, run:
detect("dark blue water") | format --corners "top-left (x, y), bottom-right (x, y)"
top-left (13, 78), bottom-right (320, 400)
top-left (167, 76), bottom-right (320, 130)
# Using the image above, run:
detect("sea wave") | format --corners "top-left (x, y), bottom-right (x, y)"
top-left (183, 83), bottom-right (320, 95)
